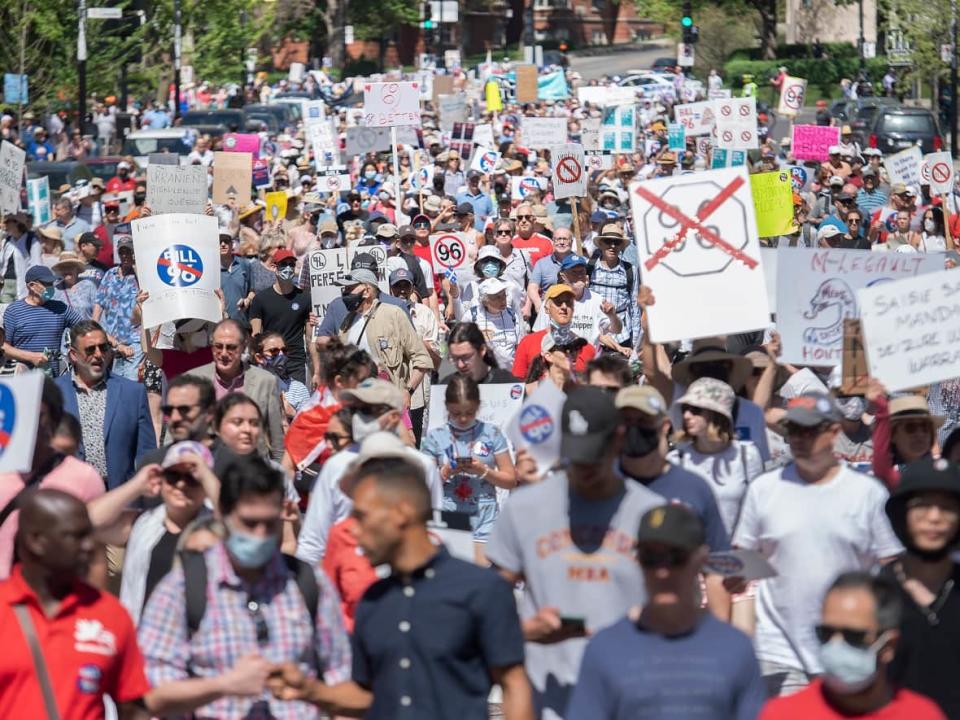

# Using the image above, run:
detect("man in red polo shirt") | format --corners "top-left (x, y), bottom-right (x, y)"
top-left (512, 284), bottom-right (596, 380)
top-left (512, 202), bottom-right (552, 265)
top-left (0, 489), bottom-right (150, 719)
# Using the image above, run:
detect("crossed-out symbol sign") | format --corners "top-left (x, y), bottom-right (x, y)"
top-left (784, 84), bottom-right (802, 109)
top-left (720, 104), bottom-right (732, 117)
top-left (738, 103), bottom-right (751, 117)
top-left (634, 176), bottom-right (759, 272)
top-left (932, 162), bottom-right (951, 185)
top-left (556, 156), bottom-right (582, 184)
top-left (326, 176), bottom-right (341, 191)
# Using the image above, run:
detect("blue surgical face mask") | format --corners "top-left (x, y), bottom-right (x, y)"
top-left (365, 170), bottom-right (377, 180)
top-left (449, 417), bottom-right (479, 432)
top-left (480, 261), bottom-right (501, 278)
top-left (819, 635), bottom-right (885, 694)
top-left (226, 526), bottom-right (278, 568)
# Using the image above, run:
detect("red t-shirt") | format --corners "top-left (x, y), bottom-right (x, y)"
top-left (323, 517), bottom-right (377, 633)
top-left (511, 328), bottom-right (597, 381)
top-left (412, 242), bottom-right (440, 293)
top-left (0, 566), bottom-right (150, 718)
top-left (512, 232), bottom-right (553, 265)
top-left (105, 177), bottom-right (136, 194)
top-left (759, 679), bottom-right (946, 719)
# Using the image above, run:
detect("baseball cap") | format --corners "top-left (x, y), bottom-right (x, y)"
top-left (476, 245), bottom-right (503, 263)
top-left (817, 225), bottom-right (843, 241)
top-left (467, 169), bottom-right (482, 180)
top-left (411, 213), bottom-right (431, 226)
top-left (560, 254), bottom-right (588, 271)
top-left (117, 160), bottom-right (132, 171)
top-left (861, 167), bottom-right (877, 178)
top-left (115, 235), bottom-right (134, 251)
top-left (339, 431), bottom-right (426, 498)
top-left (25, 265), bottom-right (55, 285)
top-left (318, 218), bottom-right (338, 235)
top-left (783, 392), bottom-right (843, 427)
top-left (398, 224), bottom-right (416, 239)
top-left (479, 277), bottom-right (509, 297)
top-left (273, 248), bottom-right (296, 264)
top-left (828, 176), bottom-right (844, 187)
top-left (77, 231), bottom-right (101, 247)
top-left (590, 210), bottom-right (607, 224)
top-left (637, 504), bottom-right (705, 551)
top-left (544, 283), bottom-right (575, 302)
top-left (455, 202), bottom-right (474, 215)
top-left (561, 386), bottom-right (621, 464)
top-left (341, 378), bottom-right (405, 411)
top-left (828, 145), bottom-right (841, 154)
top-left (389, 267), bottom-right (414, 286)
top-left (162, 441), bottom-right (214, 470)
top-left (336, 252), bottom-right (380, 287)
top-left (615, 385), bottom-right (667, 417)
top-left (863, 148), bottom-right (882, 157)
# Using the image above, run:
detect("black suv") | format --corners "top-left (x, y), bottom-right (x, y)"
top-left (867, 106), bottom-right (943, 155)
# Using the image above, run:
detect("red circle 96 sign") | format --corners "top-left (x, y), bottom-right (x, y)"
top-left (431, 234), bottom-right (466, 270)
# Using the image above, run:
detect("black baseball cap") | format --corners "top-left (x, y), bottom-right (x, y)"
top-left (455, 202), bottom-right (474, 216)
top-left (77, 231), bottom-right (101, 247)
top-left (561, 386), bottom-right (620, 463)
top-left (637, 504), bottom-right (705, 551)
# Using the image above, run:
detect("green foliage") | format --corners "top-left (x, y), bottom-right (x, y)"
top-left (724, 56), bottom-right (891, 96)
top-left (348, 0), bottom-right (420, 39)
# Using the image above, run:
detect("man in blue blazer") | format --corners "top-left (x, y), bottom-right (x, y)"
top-left (56, 320), bottom-right (156, 489)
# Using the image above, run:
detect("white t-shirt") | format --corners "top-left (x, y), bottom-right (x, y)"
top-left (667, 439), bottom-right (763, 535)
top-left (533, 288), bottom-right (612, 347)
top-left (462, 304), bottom-right (526, 369)
top-left (732, 463), bottom-right (902, 673)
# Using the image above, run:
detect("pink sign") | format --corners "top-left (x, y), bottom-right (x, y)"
top-left (222, 133), bottom-right (260, 158)
top-left (791, 125), bottom-right (840, 162)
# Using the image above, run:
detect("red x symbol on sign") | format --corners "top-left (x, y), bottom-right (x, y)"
top-left (633, 176), bottom-right (758, 272)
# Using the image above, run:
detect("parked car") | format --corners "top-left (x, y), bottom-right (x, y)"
top-left (83, 157), bottom-right (126, 183)
top-left (651, 57), bottom-right (678, 71)
top-left (27, 161), bottom-right (82, 194)
top-left (245, 103), bottom-right (297, 128)
top-left (617, 73), bottom-right (676, 102)
top-left (120, 128), bottom-right (193, 167)
top-left (179, 109), bottom-right (245, 137)
top-left (244, 111), bottom-right (279, 134)
top-left (866, 106), bottom-right (943, 155)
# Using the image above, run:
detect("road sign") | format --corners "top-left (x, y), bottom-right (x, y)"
top-left (430, 233), bottom-right (467, 270)
top-left (86, 6), bottom-right (123, 19)
top-left (677, 43), bottom-right (695, 67)
top-left (551, 143), bottom-right (587, 199)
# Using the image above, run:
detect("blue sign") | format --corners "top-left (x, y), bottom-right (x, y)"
top-left (667, 123), bottom-right (685, 151)
top-left (3, 74), bottom-right (27, 105)
top-left (789, 165), bottom-right (808, 191)
top-left (0, 384), bottom-right (17, 457)
top-left (519, 404), bottom-right (553, 444)
top-left (157, 245), bottom-right (204, 287)
top-left (711, 148), bottom-right (728, 169)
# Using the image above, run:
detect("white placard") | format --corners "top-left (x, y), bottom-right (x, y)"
top-left (430, 232), bottom-right (468, 273)
top-left (133, 214), bottom-right (221, 328)
top-left (410, 165), bottom-right (434, 191)
top-left (473, 124), bottom-right (495, 148)
top-left (504, 378), bottom-right (565, 475)
top-left (345, 126), bottom-right (391, 157)
top-left (146, 164), bottom-right (207, 215)
top-left (776, 76), bottom-right (807, 117)
top-left (510, 175), bottom-right (548, 200)
top-left (600, 104), bottom-right (635, 153)
top-left (859, 269), bottom-right (960, 392)
top-left (715, 97), bottom-right (758, 150)
top-left (315, 166), bottom-right (352, 194)
top-left (580, 118), bottom-right (601, 152)
top-left (550, 143), bottom-right (587, 199)
top-left (673, 101), bottom-right (716, 137)
top-left (924, 151), bottom-right (954, 195)
top-left (761, 247), bottom-right (778, 312)
top-left (302, 100), bottom-right (326, 123)
top-left (775, 247), bottom-right (943, 366)
top-left (470, 147), bottom-right (501, 175)
top-left (425, 383), bottom-right (525, 434)
top-left (0, 141), bottom-right (25, 215)
top-left (885, 146), bottom-right (923, 187)
top-left (576, 86), bottom-right (636, 107)
top-left (308, 246), bottom-right (390, 319)
top-left (522, 117), bottom-right (568, 148)
top-left (437, 94), bottom-right (468, 131)
top-left (362, 81), bottom-right (421, 127)
top-left (0, 371), bottom-right (43, 473)
top-left (629, 167), bottom-right (770, 342)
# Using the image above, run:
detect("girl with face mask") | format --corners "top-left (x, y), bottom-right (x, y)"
top-left (356, 161), bottom-right (382, 198)
top-left (451, 246), bottom-right (524, 320)
top-left (254, 331), bottom-right (311, 423)
top-left (421, 375), bottom-right (517, 564)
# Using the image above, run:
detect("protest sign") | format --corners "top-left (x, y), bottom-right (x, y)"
top-left (885, 146), bottom-right (923, 187)
top-left (345, 126), bottom-right (391, 157)
top-left (449, 122), bottom-right (475, 158)
top-left (711, 148), bottom-right (728, 169)
top-left (426, 383), bottom-right (525, 433)
top-left (212, 151), bottom-right (251, 204)
top-left (504, 378), bottom-right (565, 474)
top-left (363, 81), bottom-right (421, 127)
top-left (470, 148), bottom-right (501, 175)
top-left (430, 233), bottom-right (469, 276)
top-left (410, 165), bottom-right (435, 191)
top-left (252, 159), bottom-right (271, 188)
top-left (841, 319), bottom-right (870, 395)
top-left (265, 191), bottom-right (288, 222)
top-left (667, 123), bottom-right (685, 151)
top-left (709, 88), bottom-right (733, 99)
top-left (760, 247), bottom-right (778, 311)
top-left (791, 125), bottom-right (840, 162)
top-left (750, 171), bottom-right (794, 237)
top-left (715, 97), bottom-right (757, 150)
top-left (510, 175), bottom-right (548, 200)
top-left (315, 166), bottom-right (352, 194)
top-left (146, 164), bottom-right (207, 215)
top-left (576, 85), bottom-right (636, 107)
top-left (132, 213), bottom-right (221, 328)
top-left (473, 124), bottom-right (495, 148)
top-left (302, 100), bottom-right (326, 123)
top-left (776, 248), bottom-right (943, 366)
top-left (0, 371), bottom-right (43, 473)
top-left (777, 76), bottom-right (807, 116)
top-left (924, 151), bottom-right (954, 195)
top-left (516, 65), bottom-right (539, 103)
top-left (580, 118), bottom-right (601, 151)
top-left (3, 74), bottom-right (27, 105)
top-left (601, 105), bottom-right (635, 153)
top-left (148, 153), bottom-right (179, 166)
top-left (522, 117), bottom-right (567, 148)
top-left (438, 95), bottom-right (468, 131)
top-left (858, 269), bottom-right (960, 392)
top-left (222, 133), bottom-right (260, 157)
top-left (674, 101), bottom-right (715, 136)
top-left (307, 248), bottom-right (351, 319)
top-left (26, 177), bottom-right (51, 225)
top-left (433, 75), bottom-right (454, 102)
top-left (116, 190), bottom-right (134, 218)
top-left (550, 144), bottom-right (587, 199)
top-left (629, 167), bottom-right (770, 342)
top-left (0, 141), bottom-right (25, 215)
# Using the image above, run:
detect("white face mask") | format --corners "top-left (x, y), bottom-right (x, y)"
top-left (924, 219), bottom-right (936, 233)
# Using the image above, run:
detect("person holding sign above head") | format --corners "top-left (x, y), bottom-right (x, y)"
top-left (867, 382), bottom-right (942, 491)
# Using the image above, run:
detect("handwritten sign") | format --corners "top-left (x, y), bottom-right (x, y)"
top-left (425, 383), bottom-right (525, 435)
top-left (792, 125), bottom-right (840, 162)
top-left (577, 86), bottom-right (636, 107)
top-left (222, 133), bottom-right (260, 158)
top-left (146, 164), bottom-right (207, 215)
top-left (885, 146), bottom-right (923, 188)
top-left (0, 141), bottom-right (25, 215)
top-left (776, 248), bottom-right (943, 366)
top-left (212, 151), bottom-right (251, 204)
top-left (437, 94), bottom-right (468, 131)
top-left (345, 126), bottom-right (391, 157)
top-left (673, 101), bottom-right (715, 136)
top-left (858, 269), bottom-right (960, 392)
top-left (522, 117), bottom-right (567, 148)
top-left (363, 81), bottom-right (421, 127)
top-left (308, 246), bottom-right (390, 320)
top-left (750, 171), bottom-right (794, 238)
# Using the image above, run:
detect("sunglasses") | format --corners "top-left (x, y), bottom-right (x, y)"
top-left (324, 431), bottom-right (351, 446)
top-left (161, 403), bottom-right (200, 418)
top-left (517, 214), bottom-right (534, 220)
top-left (413, 222), bottom-right (430, 229)
top-left (495, 229), bottom-right (512, 236)
top-left (814, 624), bottom-right (871, 649)
top-left (355, 402), bottom-right (393, 416)
top-left (638, 547), bottom-right (690, 569)
top-left (162, 470), bottom-right (201, 488)
top-left (79, 342), bottom-right (112, 358)
top-left (896, 419), bottom-right (932, 435)
top-left (680, 404), bottom-right (706, 416)
top-left (784, 422), bottom-right (831, 438)
top-left (262, 346), bottom-right (286, 357)
top-left (400, 237), bottom-right (416, 245)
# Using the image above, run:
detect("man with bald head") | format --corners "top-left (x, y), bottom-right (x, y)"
top-left (0, 489), bottom-right (151, 717)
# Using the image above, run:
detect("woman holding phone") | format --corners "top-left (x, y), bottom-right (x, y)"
top-left (421, 375), bottom-right (517, 564)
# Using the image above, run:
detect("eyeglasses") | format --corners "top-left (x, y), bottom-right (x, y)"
top-left (324, 431), bottom-right (351, 447)
top-left (495, 229), bottom-right (512, 236)
top-left (355, 402), bottom-right (393, 416)
top-left (517, 214), bottom-right (534, 220)
top-left (262, 346), bottom-right (286, 357)
top-left (814, 624), bottom-right (871, 649)
top-left (906, 496), bottom-right (960, 517)
top-left (451, 353), bottom-right (477, 366)
top-left (400, 237), bottom-right (416, 245)
top-left (162, 470), bottom-right (201, 488)
top-left (247, 598), bottom-right (270, 645)
top-left (161, 403), bottom-right (201, 418)
top-left (599, 240), bottom-right (623, 249)
top-left (79, 342), bottom-right (112, 358)
top-left (212, 342), bottom-right (240, 352)
top-left (638, 547), bottom-right (690, 569)
top-left (847, 218), bottom-right (862, 224)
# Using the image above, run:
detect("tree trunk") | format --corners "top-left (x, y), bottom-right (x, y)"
top-left (322, 0), bottom-right (344, 69)
top-left (755, 0), bottom-right (777, 59)
top-left (603, 0), bottom-right (621, 46)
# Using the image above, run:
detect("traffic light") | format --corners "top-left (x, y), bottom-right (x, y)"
top-left (681, 1), bottom-right (698, 44)
top-left (681, 1), bottom-right (693, 28)
top-left (422, 3), bottom-right (434, 30)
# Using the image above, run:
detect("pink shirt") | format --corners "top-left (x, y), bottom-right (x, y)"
top-left (0, 456), bottom-right (105, 579)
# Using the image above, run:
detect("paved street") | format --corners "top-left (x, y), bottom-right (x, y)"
top-left (569, 40), bottom-right (674, 81)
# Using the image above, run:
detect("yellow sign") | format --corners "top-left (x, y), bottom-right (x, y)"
top-left (750, 171), bottom-right (795, 238)
top-left (265, 191), bottom-right (288, 223)
top-left (485, 80), bottom-right (503, 113)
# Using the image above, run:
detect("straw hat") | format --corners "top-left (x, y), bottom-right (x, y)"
top-left (52, 250), bottom-right (87, 275)
top-left (889, 395), bottom-right (946, 429)
top-left (38, 225), bottom-right (64, 244)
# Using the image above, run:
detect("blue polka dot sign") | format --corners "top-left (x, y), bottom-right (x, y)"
top-left (0, 371), bottom-right (44, 473)
top-left (157, 244), bottom-right (204, 287)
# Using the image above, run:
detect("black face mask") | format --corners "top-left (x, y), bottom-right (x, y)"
top-left (133, 192), bottom-right (146, 204)
top-left (342, 289), bottom-right (363, 313)
top-left (623, 425), bottom-right (660, 458)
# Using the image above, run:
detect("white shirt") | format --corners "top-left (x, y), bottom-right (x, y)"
top-left (532, 287), bottom-right (612, 347)
top-left (732, 463), bottom-right (902, 673)
top-left (462, 303), bottom-right (526, 369)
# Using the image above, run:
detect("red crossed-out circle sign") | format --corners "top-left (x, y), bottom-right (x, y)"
top-left (326, 175), bottom-right (343, 191)
top-left (740, 130), bottom-right (753, 142)
top-left (722, 130), bottom-right (733, 142)
top-left (556, 156), bottom-right (582, 184)
top-left (921, 162), bottom-right (932, 183)
top-left (720, 104), bottom-right (732, 117)
top-left (738, 103), bottom-right (751, 117)
top-left (784, 83), bottom-right (803, 109)
top-left (432, 234), bottom-right (466, 270)
top-left (932, 162), bottom-right (952, 185)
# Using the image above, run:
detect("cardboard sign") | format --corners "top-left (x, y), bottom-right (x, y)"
top-left (673, 101), bottom-right (716, 136)
top-left (715, 97), bottom-right (757, 150)
top-left (433, 75), bottom-right (454, 102)
top-left (430, 232), bottom-right (468, 271)
top-left (516, 64), bottom-right (539, 103)
top-left (777, 76), bottom-right (807, 117)
top-left (146, 164), bottom-right (207, 215)
top-left (601, 105), bottom-right (635, 153)
top-left (550, 143), bottom-right (587, 199)
top-left (0, 371), bottom-right (43, 473)
top-left (437, 94), bottom-right (468, 131)
top-left (858, 268), bottom-right (960, 392)
top-left (750, 171), bottom-right (795, 238)
top-left (470, 147), bottom-right (501, 175)
top-left (0, 141), bottom-right (25, 215)
top-left (841, 319), bottom-right (869, 395)
top-left (425, 383), bottom-right (525, 434)
top-left (265, 191), bottom-right (287, 222)
top-left (308, 246), bottom-right (390, 320)
top-left (222, 133), bottom-right (260, 158)
top-left (504, 377), bottom-right (565, 475)
top-left (26, 176), bottom-right (51, 225)
top-left (776, 248), bottom-right (943, 366)
top-left (629, 167), bottom-right (770, 342)
top-left (791, 125), bottom-right (840, 162)
top-left (885, 146), bottom-right (923, 187)
top-left (132, 213), bottom-right (221, 328)
top-left (148, 153), bottom-right (179, 166)
top-left (212, 151), bottom-right (252, 204)
top-left (345, 126), bottom-right (391, 157)
top-left (924, 151), bottom-right (954, 195)
top-left (577, 86), bottom-right (636, 107)
top-left (363, 81), bottom-right (421, 127)
top-left (667, 123), bottom-right (685, 151)
top-left (522, 117), bottom-right (567, 148)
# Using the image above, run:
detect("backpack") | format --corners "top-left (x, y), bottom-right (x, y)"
top-left (587, 250), bottom-right (635, 299)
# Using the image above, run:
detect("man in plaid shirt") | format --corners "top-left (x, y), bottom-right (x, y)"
top-left (588, 223), bottom-right (640, 356)
top-left (139, 457), bottom-right (351, 719)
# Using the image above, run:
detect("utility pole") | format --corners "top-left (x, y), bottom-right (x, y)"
top-left (173, 0), bottom-right (182, 119)
top-left (78, 0), bottom-right (87, 133)
top-left (952, 0), bottom-right (958, 157)
top-left (858, 0), bottom-right (865, 72)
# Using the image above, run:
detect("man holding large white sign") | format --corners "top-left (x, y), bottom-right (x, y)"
top-left (132, 214), bottom-right (221, 328)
